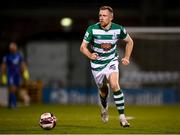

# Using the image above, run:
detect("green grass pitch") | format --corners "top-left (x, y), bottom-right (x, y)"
top-left (0, 104), bottom-right (180, 134)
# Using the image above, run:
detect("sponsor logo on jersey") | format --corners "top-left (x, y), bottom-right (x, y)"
top-left (101, 43), bottom-right (112, 51)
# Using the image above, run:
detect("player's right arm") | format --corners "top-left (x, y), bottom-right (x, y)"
top-left (80, 25), bottom-right (99, 60)
top-left (80, 40), bottom-right (99, 60)
top-left (21, 61), bottom-right (30, 81)
top-left (1, 57), bottom-right (7, 85)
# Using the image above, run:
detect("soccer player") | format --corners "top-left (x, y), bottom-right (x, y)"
top-left (1, 42), bottom-right (30, 108)
top-left (80, 6), bottom-right (133, 127)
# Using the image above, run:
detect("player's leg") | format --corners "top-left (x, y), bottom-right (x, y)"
top-left (108, 72), bottom-right (130, 127)
top-left (99, 80), bottom-right (109, 109)
top-left (8, 74), bottom-right (21, 108)
top-left (99, 81), bottom-right (109, 123)
top-left (7, 74), bottom-right (17, 108)
top-left (8, 85), bottom-right (17, 108)
top-left (92, 70), bottom-right (109, 123)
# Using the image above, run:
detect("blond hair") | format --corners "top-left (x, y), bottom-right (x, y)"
top-left (99, 6), bottom-right (113, 14)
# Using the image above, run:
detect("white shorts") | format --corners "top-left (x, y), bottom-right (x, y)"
top-left (91, 59), bottom-right (119, 88)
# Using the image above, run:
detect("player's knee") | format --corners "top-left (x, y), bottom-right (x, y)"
top-left (99, 84), bottom-right (109, 97)
top-left (102, 84), bottom-right (108, 90)
top-left (99, 91), bottom-right (107, 97)
top-left (110, 83), bottom-right (120, 91)
top-left (99, 89), bottom-right (108, 97)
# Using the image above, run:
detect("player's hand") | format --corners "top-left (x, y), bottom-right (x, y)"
top-left (90, 53), bottom-right (99, 60)
top-left (23, 69), bottom-right (30, 81)
top-left (1, 74), bottom-right (7, 85)
top-left (121, 57), bottom-right (130, 66)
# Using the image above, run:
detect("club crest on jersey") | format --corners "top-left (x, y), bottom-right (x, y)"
top-left (101, 43), bottom-right (112, 51)
top-left (97, 35), bottom-right (101, 39)
top-left (112, 33), bottom-right (117, 40)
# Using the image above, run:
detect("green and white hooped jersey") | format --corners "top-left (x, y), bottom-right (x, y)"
top-left (83, 22), bottom-right (128, 71)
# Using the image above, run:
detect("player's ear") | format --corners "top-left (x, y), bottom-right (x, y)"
top-left (110, 13), bottom-right (113, 21)
top-left (111, 16), bottom-right (113, 21)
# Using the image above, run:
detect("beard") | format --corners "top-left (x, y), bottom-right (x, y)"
top-left (100, 21), bottom-right (108, 28)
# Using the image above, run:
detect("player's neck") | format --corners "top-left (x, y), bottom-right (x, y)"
top-left (101, 22), bottom-right (112, 31)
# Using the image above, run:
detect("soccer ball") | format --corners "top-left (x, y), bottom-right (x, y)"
top-left (39, 112), bottom-right (57, 130)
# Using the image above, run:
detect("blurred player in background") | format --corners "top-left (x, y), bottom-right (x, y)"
top-left (80, 6), bottom-right (133, 127)
top-left (1, 42), bottom-right (30, 108)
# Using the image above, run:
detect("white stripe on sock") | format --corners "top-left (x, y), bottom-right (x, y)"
top-left (115, 99), bottom-right (124, 104)
top-left (114, 93), bottom-right (123, 99)
top-left (117, 106), bottom-right (125, 110)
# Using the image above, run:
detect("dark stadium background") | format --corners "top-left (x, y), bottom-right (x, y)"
top-left (0, 0), bottom-right (180, 134)
top-left (0, 0), bottom-right (180, 105)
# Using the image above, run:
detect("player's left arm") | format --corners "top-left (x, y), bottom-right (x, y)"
top-left (21, 61), bottom-right (30, 81)
top-left (121, 34), bottom-right (134, 66)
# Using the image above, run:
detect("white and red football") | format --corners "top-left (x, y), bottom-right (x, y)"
top-left (39, 112), bottom-right (57, 130)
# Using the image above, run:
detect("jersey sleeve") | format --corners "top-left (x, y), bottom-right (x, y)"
top-left (2, 56), bottom-right (7, 63)
top-left (119, 26), bottom-right (128, 39)
top-left (18, 52), bottom-right (25, 64)
top-left (83, 26), bottom-right (93, 43)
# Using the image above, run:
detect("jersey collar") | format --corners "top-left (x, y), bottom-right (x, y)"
top-left (99, 22), bottom-right (112, 31)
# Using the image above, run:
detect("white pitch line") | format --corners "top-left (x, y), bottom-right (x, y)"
top-left (126, 116), bottom-right (135, 120)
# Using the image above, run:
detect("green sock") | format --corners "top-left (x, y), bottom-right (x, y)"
top-left (113, 90), bottom-right (125, 114)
